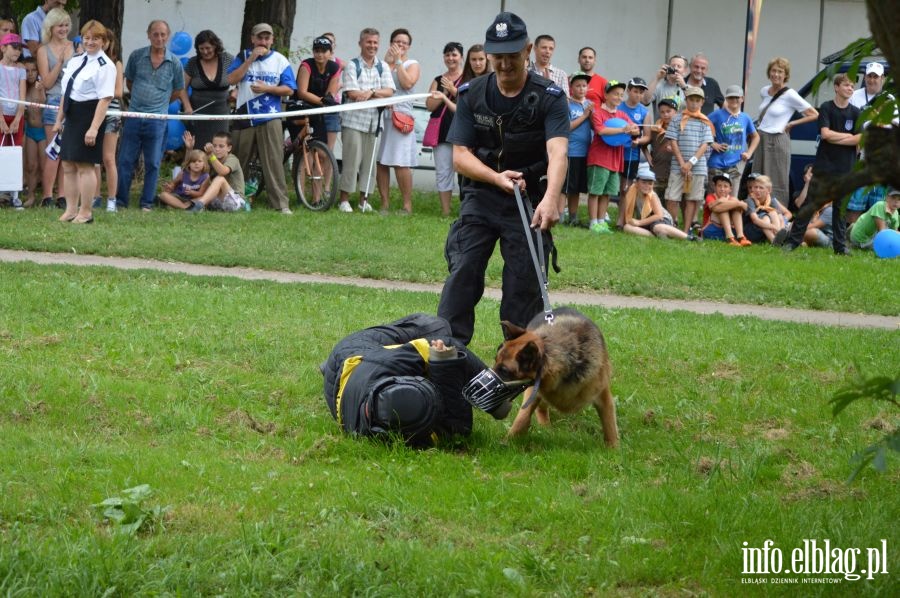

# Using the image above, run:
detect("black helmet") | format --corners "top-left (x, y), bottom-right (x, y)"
top-left (363, 376), bottom-right (440, 445)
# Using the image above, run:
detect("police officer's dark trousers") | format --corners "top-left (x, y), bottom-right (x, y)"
top-left (437, 183), bottom-right (550, 345)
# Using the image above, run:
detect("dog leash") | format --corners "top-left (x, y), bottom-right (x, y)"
top-left (513, 184), bottom-right (554, 327)
top-left (512, 184), bottom-right (552, 411)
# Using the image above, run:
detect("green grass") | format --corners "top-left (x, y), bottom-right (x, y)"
top-left (2, 192), bottom-right (898, 316)
top-left (1, 263), bottom-right (898, 595)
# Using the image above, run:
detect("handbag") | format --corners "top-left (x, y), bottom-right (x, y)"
top-left (423, 107), bottom-right (444, 148)
top-left (0, 135), bottom-right (23, 191)
top-left (391, 110), bottom-right (415, 134)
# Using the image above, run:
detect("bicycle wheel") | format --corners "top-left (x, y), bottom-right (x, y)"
top-left (293, 139), bottom-right (338, 211)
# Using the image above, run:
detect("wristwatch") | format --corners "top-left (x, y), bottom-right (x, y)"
top-left (688, 156), bottom-right (698, 166)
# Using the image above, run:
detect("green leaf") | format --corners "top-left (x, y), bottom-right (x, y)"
top-left (123, 484), bottom-right (153, 501)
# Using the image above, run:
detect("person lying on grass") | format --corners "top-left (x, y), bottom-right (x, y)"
top-left (701, 174), bottom-right (751, 245)
top-left (620, 165), bottom-right (690, 240)
top-left (182, 130), bottom-right (247, 212)
top-left (158, 149), bottom-right (210, 209)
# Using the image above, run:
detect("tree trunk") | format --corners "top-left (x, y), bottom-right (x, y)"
top-left (239, 0), bottom-right (296, 54)
top-left (78, 0), bottom-right (123, 36)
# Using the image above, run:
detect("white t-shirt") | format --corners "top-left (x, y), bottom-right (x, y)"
top-left (757, 86), bottom-right (812, 134)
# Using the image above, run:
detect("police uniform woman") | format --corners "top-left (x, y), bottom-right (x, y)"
top-left (54, 20), bottom-right (115, 224)
top-left (436, 12), bottom-right (570, 345)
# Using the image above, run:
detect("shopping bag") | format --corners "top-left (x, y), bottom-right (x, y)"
top-left (0, 135), bottom-right (23, 191)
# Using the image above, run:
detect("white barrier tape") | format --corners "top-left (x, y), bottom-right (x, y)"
top-left (0, 93), bottom-right (431, 121)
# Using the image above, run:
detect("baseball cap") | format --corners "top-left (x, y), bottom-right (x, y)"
top-left (251, 23), bottom-right (274, 37)
top-left (684, 86), bottom-right (705, 99)
top-left (724, 85), bottom-right (744, 98)
top-left (484, 12), bottom-right (529, 54)
top-left (887, 186), bottom-right (900, 196)
top-left (312, 36), bottom-right (332, 51)
top-left (865, 62), bottom-right (885, 77)
top-left (657, 98), bottom-right (678, 110)
top-left (711, 174), bottom-right (732, 186)
top-left (627, 77), bottom-right (648, 90)
top-left (605, 79), bottom-right (626, 93)
top-left (570, 71), bottom-right (592, 85)
top-left (0, 33), bottom-right (21, 46)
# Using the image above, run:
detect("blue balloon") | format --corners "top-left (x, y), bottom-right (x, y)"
top-left (180, 56), bottom-right (189, 67)
top-left (166, 119), bottom-right (185, 152)
top-left (873, 228), bottom-right (900, 259)
top-left (602, 117), bottom-right (632, 147)
top-left (169, 31), bottom-right (192, 55)
top-left (168, 100), bottom-right (182, 115)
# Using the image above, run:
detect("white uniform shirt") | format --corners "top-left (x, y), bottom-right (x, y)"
top-left (60, 51), bottom-right (116, 103)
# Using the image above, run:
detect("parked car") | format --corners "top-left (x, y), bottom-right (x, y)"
top-left (332, 101), bottom-right (437, 191)
top-left (788, 56), bottom-right (889, 196)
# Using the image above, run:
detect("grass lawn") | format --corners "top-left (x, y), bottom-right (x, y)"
top-left (1, 263), bottom-right (897, 595)
top-left (1, 190), bottom-right (898, 316)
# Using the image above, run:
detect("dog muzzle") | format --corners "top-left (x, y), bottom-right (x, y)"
top-left (462, 368), bottom-right (531, 415)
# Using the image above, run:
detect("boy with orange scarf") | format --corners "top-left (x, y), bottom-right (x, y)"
top-left (664, 86), bottom-right (714, 234)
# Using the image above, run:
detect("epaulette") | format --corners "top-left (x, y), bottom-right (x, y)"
top-left (546, 85), bottom-right (564, 97)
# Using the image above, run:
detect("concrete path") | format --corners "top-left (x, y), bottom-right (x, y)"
top-left (2, 249), bottom-right (896, 330)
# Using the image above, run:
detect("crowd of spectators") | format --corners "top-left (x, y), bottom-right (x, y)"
top-left (0, 2), bottom-right (896, 253)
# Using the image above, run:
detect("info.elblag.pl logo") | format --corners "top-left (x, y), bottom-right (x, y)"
top-left (741, 539), bottom-right (889, 584)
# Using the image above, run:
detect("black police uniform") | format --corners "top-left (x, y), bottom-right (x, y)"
top-left (321, 313), bottom-right (487, 446)
top-left (437, 71), bottom-right (569, 344)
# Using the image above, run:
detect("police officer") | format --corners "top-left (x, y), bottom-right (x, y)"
top-left (436, 12), bottom-right (570, 345)
top-left (321, 313), bottom-right (511, 447)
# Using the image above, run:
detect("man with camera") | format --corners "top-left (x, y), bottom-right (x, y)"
top-left (643, 54), bottom-right (689, 120)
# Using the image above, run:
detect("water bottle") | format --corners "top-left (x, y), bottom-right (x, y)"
top-left (245, 176), bottom-right (259, 198)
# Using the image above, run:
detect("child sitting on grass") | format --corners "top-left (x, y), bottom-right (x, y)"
top-left (158, 149), bottom-right (210, 209)
top-left (184, 130), bottom-right (246, 212)
top-left (620, 165), bottom-right (689, 240)
top-left (849, 187), bottom-right (900, 250)
top-left (701, 174), bottom-right (751, 246)
top-left (744, 173), bottom-right (791, 244)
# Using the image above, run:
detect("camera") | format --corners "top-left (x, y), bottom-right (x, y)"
top-left (665, 66), bottom-right (676, 75)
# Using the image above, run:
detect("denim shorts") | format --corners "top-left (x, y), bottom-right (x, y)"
top-left (324, 113), bottom-right (341, 133)
top-left (42, 94), bottom-right (61, 126)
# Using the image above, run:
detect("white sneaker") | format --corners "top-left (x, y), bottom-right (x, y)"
top-left (280, 207), bottom-right (293, 215)
top-left (106, 199), bottom-right (117, 213)
top-left (11, 196), bottom-right (23, 210)
top-left (359, 201), bottom-right (373, 213)
top-left (338, 201), bottom-right (353, 213)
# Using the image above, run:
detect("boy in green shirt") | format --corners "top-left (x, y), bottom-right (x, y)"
top-left (849, 187), bottom-right (900, 249)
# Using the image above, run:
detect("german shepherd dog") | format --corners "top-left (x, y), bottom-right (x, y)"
top-left (494, 307), bottom-right (618, 447)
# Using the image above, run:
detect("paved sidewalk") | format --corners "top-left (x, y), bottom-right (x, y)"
top-left (2, 249), bottom-right (897, 330)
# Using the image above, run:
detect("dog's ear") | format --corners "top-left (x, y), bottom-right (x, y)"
top-left (517, 341), bottom-right (543, 373)
top-left (500, 320), bottom-right (526, 341)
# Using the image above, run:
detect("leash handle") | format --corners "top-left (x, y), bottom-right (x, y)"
top-left (512, 185), bottom-right (554, 324)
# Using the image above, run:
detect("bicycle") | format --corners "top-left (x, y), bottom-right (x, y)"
top-left (245, 102), bottom-right (339, 212)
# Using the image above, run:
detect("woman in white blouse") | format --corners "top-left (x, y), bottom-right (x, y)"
top-left (53, 20), bottom-right (115, 224)
top-left (755, 57), bottom-right (818, 205)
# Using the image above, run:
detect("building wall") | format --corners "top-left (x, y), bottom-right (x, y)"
top-left (122, 0), bottom-right (871, 114)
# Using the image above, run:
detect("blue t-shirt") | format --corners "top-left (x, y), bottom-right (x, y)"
top-left (620, 101), bottom-right (648, 161)
top-left (708, 109), bottom-right (756, 169)
top-left (567, 98), bottom-right (592, 158)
